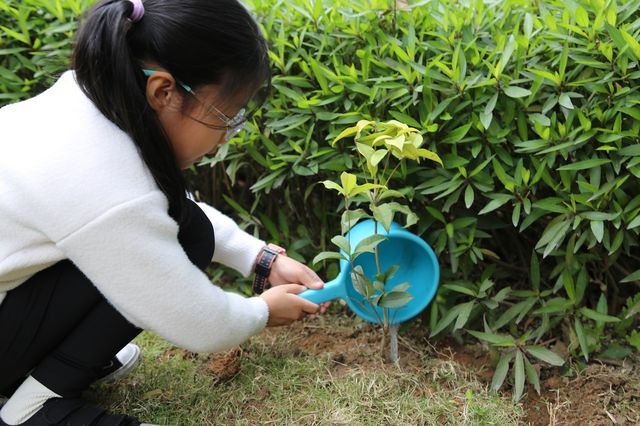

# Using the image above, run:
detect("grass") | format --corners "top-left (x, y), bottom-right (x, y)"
top-left (87, 316), bottom-right (522, 425)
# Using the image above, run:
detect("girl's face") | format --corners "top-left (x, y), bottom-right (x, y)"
top-left (145, 70), bottom-right (246, 169)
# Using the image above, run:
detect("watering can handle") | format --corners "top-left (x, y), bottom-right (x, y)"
top-left (297, 276), bottom-right (345, 304)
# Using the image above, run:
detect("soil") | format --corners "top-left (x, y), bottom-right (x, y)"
top-left (444, 340), bottom-right (640, 425)
top-left (205, 347), bottom-right (244, 381)
top-left (200, 316), bottom-right (640, 425)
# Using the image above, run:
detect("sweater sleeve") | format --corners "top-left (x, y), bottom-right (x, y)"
top-left (195, 201), bottom-right (265, 277)
top-left (55, 191), bottom-right (269, 353)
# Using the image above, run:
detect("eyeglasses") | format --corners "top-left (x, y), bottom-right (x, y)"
top-left (142, 69), bottom-right (246, 141)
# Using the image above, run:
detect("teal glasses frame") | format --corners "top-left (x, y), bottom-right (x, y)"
top-left (142, 69), bottom-right (246, 141)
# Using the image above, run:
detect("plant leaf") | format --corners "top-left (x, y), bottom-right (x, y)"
top-left (378, 291), bottom-right (414, 308)
top-left (371, 149), bottom-right (388, 166)
top-left (628, 215), bottom-right (640, 230)
top-left (331, 235), bottom-right (351, 255)
top-left (491, 351), bottom-right (514, 391)
top-left (321, 180), bottom-right (344, 195)
top-left (372, 203), bottom-right (394, 232)
top-left (524, 356), bottom-right (541, 395)
top-left (389, 282), bottom-right (410, 292)
top-left (340, 172), bottom-right (357, 196)
top-left (525, 346), bottom-right (565, 366)
top-left (580, 307), bottom-right (620, 323)
top-left (453, 301), bottom-right (475, 331)
top-left (558, 93), bottom-right (574, 109)
top-left (479, 194), bottom-right (513, 215)
top-left (341, 209), bottom-right (369, 235)
top-left (442, 282), bottom-right (477, 297)
top-left (620, 27), bottom-right (640, 61)
top-left (467, 330), bottom-right (516, 346)
top-left (349, 183), bottom-right (386, 197)
top-left (590, 220), bottom-right (604, 242)
top-left (479, 111), bottom-right (492, 129)
top-left (531, 252), bottom-right (540, 292)
top-left (513, 351), bottom-right (525, 402)
top-left (350, 265), bottom-right (372, 298)
top-left (312, 251), bottom-right (346, 264)
top-left (504, 86), bottom-right (531, 98)
top-left (494, 298), bottom-right (536, 329)
top-left (556, 158), bottom-right (610, 171)
top-left (621, 269), bottom-right (640, 283)
top-left (464, 185), bottom-right (474, 208)
top-left (353, 234), bottom-right (387, 257)
top-left (575, 318), bottom-right (589, 362)
top-left (430, 304), bottom-right (464, 337)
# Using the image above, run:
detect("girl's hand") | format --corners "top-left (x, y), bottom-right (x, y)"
top-left (267, 250), bottom-right (330, 315)
top-left (268, 253), bottom-right (324, 290)
top-left (260, 284), bottom-right (319, 327)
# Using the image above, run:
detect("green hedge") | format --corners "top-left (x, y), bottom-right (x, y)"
top-left (226, 0), bottom-right (640, 368)
top-left (2, 0), bottom-right (639, 379)
top-left (0, 0), bottom-right (91, 103)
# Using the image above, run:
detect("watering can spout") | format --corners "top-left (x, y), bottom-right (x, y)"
top-left (298, 276), bottom-right (345, 304)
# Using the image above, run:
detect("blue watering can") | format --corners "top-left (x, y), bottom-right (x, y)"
top-left (299, 219), bottom-right (439, 324)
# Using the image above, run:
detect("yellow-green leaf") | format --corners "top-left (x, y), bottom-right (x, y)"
top-left (620, 27), bottom-right (640, 61)
top-left (417, 149), bottom-right (443, 165)
top-left (355, 142), bottom-right (375, 161)
top-left (382, 119), bottom-right (411, 132)
top-left (575, 7), bottom-right (589, 28)
top-left (402, 143), bottom-right (420, 160)
top-left (350, 183), bottom-right (386, 197)
top-left (406, 132), bottom-right (424, 148)
top-left (321, 180), bottom-right (344, 195)
top-left (331, 120), bottom-right (374, 146)
top-left (372, 134), bottom-right (392, 146)
top-left (331, 126), bottom-right (358, 146)
top-left (384, 134), bottom-right (406, 151)
top-left (370, 149), bottom-right (388, 166)
top-left (340, 172), bottom-right (357, 196)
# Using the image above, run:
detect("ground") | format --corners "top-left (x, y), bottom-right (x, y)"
top-left (442, 338), bottom-right (640, 425)
top-left (89, 314), bottom-right (639, 425)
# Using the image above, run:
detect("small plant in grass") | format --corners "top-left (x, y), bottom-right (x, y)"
top-left (470, 330), bottom-right (566, 403)
top-left (429, 257), bottom-right (570, 401)
top-left (314, 119), bottom-right (442, 362)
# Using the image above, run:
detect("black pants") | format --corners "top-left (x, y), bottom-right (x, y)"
top-left (0, 199), bottom-right (214, 398)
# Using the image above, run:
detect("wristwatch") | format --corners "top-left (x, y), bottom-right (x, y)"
top-left (252, 244), bottom-right (286, 294)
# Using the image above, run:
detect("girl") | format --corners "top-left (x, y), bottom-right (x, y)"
top-left (0, 0), bottom-right (324, 424)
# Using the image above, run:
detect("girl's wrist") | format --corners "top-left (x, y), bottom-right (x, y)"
top-left (252, 244), bottom-right (286, 294)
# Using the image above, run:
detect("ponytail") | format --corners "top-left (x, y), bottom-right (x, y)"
top-left (73, 0), bottom-right (186, 221)
top-left (72, 0), bottom-right (271, 223)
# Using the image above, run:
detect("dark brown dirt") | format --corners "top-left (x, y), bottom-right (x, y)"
top-left (525, 362), bottom-right (640, 425)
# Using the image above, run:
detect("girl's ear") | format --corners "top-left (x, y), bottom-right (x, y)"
top-left (145, 71), bottom-right (181, 112)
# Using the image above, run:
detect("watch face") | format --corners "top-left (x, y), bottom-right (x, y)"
top-left (264, 247), bottom-right (280, 256)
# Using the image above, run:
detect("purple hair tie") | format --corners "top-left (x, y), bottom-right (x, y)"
top-left (128, 0), bottom-right (145, 23)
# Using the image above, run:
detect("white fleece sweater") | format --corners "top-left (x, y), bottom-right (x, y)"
top-left (0, 71), bottom-right (269, 353)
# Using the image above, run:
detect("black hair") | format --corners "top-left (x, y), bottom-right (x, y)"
top-left (72, 0), bottom-right (271, 222)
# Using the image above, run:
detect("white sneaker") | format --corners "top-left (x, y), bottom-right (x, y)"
top-left (96, 343), bottom-right (142, 384)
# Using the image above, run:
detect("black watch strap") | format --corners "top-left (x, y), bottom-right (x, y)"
top-left (252, 246), bottom-right (280, 294)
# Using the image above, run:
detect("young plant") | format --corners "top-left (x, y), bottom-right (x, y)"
top-left (314, 119), bottom-right (442, 361)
